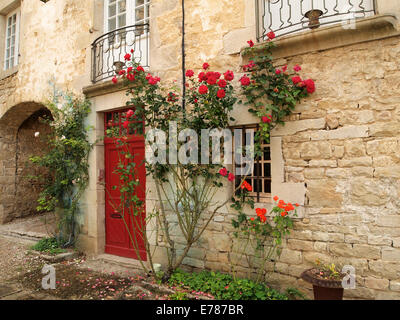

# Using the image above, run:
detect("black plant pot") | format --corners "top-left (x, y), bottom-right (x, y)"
top-left (301, 268), bottom-right (344, 300)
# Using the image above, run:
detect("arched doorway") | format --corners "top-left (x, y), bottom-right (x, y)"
top-left (0, 102), bottom-right (52, 224)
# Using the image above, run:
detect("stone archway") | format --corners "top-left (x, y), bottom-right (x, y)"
top-left (0, 102), bottom-right (52, 224)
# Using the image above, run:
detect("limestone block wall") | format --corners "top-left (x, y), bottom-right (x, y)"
top-left (142, 1), bottom-right (400, 300)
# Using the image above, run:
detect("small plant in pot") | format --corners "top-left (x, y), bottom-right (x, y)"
top-left (300, 259), bottom-right (346, 300)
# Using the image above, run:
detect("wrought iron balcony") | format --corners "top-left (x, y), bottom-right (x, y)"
top-left (91, 23), bottom-right (150, 83)
top-left (256, 0), bottom-right (376, 41)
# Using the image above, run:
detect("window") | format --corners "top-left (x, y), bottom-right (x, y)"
top-left (232, 125), bottom-right (272, 203)
top-left (4, 8), bottom-right (20, 70)
top-left (105, 0), bottom-right (150, 33)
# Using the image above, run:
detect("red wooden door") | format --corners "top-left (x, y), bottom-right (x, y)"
top-left (104, 109), bottom-right (146, 261)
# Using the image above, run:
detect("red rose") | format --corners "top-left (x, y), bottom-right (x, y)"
top-left (262, 116), bottom-right (271, 123)
top-left (219, 168), bottom-right (228, 176)
top-left (127, 67), bottom-right (133, 73)
top-left (275, 69), bottom-right (281, 75)
top-left (127, 73), bottom-right (135, 81)
top-left (217, 89), bottom-right (226, 99)
top-left (186, 70), bottom-right (194, 77)
top-left (137, 66), bottom-right (144, 72)
top-left (199, 85), bottom-right (208, 94)
top-left (124, 53), bottom-right (131, 61)
top-left (218, 79), bottom-right (227, 88)
top-left (291, 76), bottom-right (302, 85)
top-left (118, 70), bottom-right (126, 75)
top-left (123, 120), bottom-right (129, 129)
top-left (228, 173), bottom-right (235, 181)
top-left (112, 77), bottom-right (118, 84)
top-left (126, 109), bottom-right (134, 118)
top-left (130, 49), bottom-right (134, 53)
top-left (282, 65), bottom-right (288, 72)
top-left (207, 76), bottom-right (217, 85)
top-left (240, 75), bottom-right (251, 86)
top-left (198, 72), bottom-right (207, 82)
top-left (294, 64), bottom-right (301, 72)
top-left (304, 79), bottom-right (315, 93)
top-left (148, 76), bottom-right (159, 85)
top-left (224, 70), bottom-right (234, 81)
top-left (203, 62), bottom-right (210, 70)
top-left (247, 40), bottom-right (254, 47)
top-left (267, 31), bottom-right (275, 40)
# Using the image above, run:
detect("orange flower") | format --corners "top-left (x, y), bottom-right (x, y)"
top-left (273, 196), bottom-right (279, 201)
top-left (250, 217), bottom-right (255, 222)
top-left (295, 203), bottom-right (299, 207)
top-left (281, 211), bottom-right (288, 217)
top-left (241, 181), bottom-right (252, 192)
top-left (285, 203), bottom-right (295, 212)
top-left (256, 208), bottom-right (267, 217)
top-left (259, 215), bottom-right (267, 223)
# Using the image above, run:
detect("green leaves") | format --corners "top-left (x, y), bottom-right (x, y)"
top-left (168, 269), bottom-right (289, 300)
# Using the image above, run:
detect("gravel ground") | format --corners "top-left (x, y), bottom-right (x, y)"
top-left (0, 235), bottom-right (46, 283)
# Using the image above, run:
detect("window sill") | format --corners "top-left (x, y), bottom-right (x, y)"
top-left (242, 14), bottom-right (399, 61)
top-left (0, 65), bottom-right (18, 81)
top-left (83, 79), bottom-right (128, 98)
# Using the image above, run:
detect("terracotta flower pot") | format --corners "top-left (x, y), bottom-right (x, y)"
top-left (301, 268), bottom-right (344, 300)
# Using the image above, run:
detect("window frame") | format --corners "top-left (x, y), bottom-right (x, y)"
top-left (104, 0), bottom-right (150, 33)
top-left (231, 124), bottom-right (272, 203)
top-left (4, 7), bottom-right (20, 71)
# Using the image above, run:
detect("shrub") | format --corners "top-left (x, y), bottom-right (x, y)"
top-left (30, 237), bottom-right (66, 255)
top-left (168, 269), bottom-right (289, 300)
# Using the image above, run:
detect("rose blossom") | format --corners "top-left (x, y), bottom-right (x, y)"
top-left (291, 76), bottom-right (302, 85)
top-left (217, 89), bottom-right (226, 99)
top-left (202, 62), bottom-right (210, 70)
top-left (186, 70), bottom-right (194, 77)
top-left (224, 70), bottom-right (234, 81)
top-left (294, 64), bottom-right (301, 72)
top-left (199, 85), bottom-right (208, 94)
top-left (267, 31), bottom-right (275, 40)
top-left (240, 75), bottom-right (251, 86)
top-left (218, 79), bottom-right (227, 88)
top-left (219, 168), bottom-right (228, 176)
top-left (247, 40), bottom-right (254, 47)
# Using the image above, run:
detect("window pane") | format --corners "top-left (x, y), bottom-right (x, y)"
top-left (108, 18), bottom-right (116, 31)
top-left (118, 0), bottom-right (126, 13)
top-left (109, 4), bottom-right (116, 17)
top-left (118, 14), bottom-right (126, 27)
top-left (264, 163), bottom-right (271, 177)
top-left (136, 7), bottom-right (144, 21)
top-left (136, 0), bottom-right (145, 6)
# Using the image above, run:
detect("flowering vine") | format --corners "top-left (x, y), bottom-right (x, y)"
top-left (240, 32), bottom-right (316, 155)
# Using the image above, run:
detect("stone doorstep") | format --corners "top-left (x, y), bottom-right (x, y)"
top-left (30, 250), bottom-right (80, 263)
top-left (95, 253), bottom-right (145, 272)
top-left (0, 230), bottom-right (46, 242)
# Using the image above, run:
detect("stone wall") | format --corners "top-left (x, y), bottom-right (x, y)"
top-left (15, 109), bottom-right (52, 219)
top-left (142, 1), bottom-right (400, 300)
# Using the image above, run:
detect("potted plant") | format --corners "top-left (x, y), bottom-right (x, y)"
top-left (300, 260), bottom-right (346, 300)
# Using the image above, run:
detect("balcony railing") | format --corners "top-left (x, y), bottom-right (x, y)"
top-left (256, 0), bottom-right (376, 41)
top-left (91, 23), bottom-right (150, 84)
